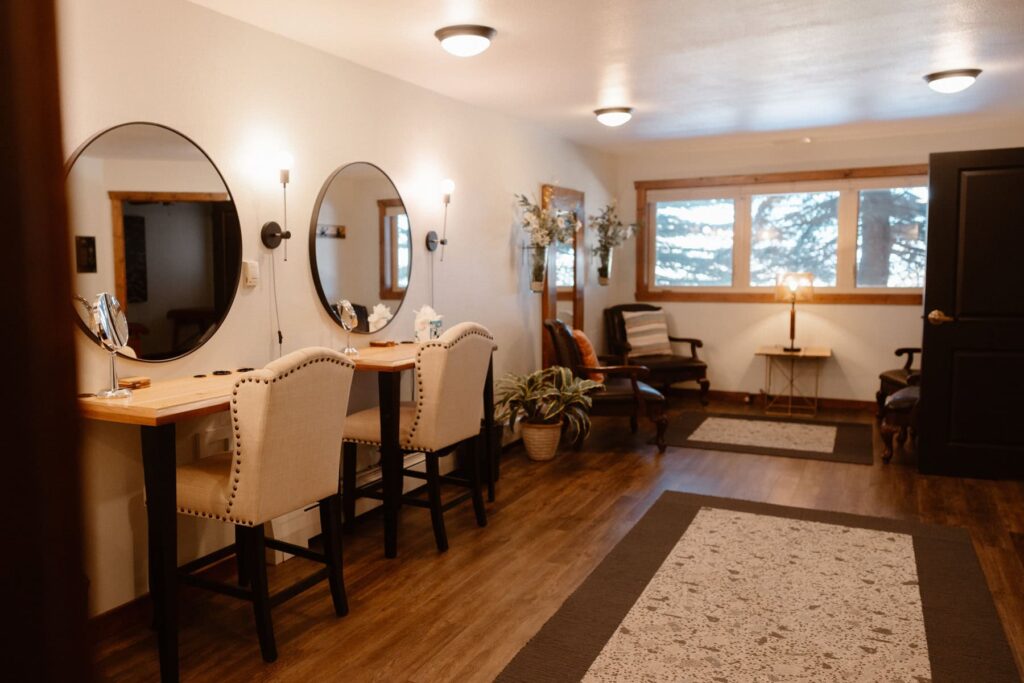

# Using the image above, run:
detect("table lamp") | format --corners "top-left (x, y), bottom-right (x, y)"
top-left (774, 272), bottom-right (814, 352)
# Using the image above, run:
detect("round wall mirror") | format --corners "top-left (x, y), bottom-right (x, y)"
top-left (309, 162), bottom-right (411, 333)
top-left (66, 122), bottom-right (241, 361)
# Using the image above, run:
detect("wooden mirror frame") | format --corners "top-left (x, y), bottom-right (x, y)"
top-left (541, 184), bottom-right (585, 367)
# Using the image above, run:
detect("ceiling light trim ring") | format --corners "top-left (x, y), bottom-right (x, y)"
top-left (434, 24), bottom-right (497, 43)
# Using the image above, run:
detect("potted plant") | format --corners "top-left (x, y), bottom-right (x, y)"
top-left (515, 194), bottom-right (581, 292)
top-left (495, 366), bottom-right (603, 461)
top-left (590, 203), bottom-right (638, 285)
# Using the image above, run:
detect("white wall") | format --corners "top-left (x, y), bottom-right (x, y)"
top-left (609, 116), bottom-right (1024, 401)
top-left (59, 0), bottom-right (617, 615)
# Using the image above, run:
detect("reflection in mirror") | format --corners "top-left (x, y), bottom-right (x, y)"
top-left (310, 162), bottom-right (411, 334)
top-left (66, 123), bottom-right (241, 361)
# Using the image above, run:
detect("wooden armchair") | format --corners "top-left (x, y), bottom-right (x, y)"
top-left (876, 347), bottom-right (921, 418)
top-left (544, 319), bottom-right (667, 452)
top-left (880, 374), bottom-right (920, 462)
top-left (603, 303), bottom-right (710, 404)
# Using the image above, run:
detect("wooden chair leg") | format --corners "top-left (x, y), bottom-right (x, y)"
top-left (875, 389), bottom-right (887, 421)
top-left (234, 525), bottom-right (250, 587)
top-left (425, 454), bottom-right (448, 552)
top-left (698, 378), bottom-right (710, 406)
top-left (318, 494), bottom-right (349, 617)
top-left (467, 438), bottom-right (487, 528)
top-left (629, 414), bottom-right (638, 433)
top-left (880, 422), bottom-right (896, 463)
top-left (649, 403), bottom-right (668, 453)
top-left (342, 442), bottom-right (357, 534)
top-left (245, 524), bottom-right (277, 663)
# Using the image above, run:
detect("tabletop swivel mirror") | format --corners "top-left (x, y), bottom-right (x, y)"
top-left (77, 292), bottom-right (132, 398)
top-left (66, 122), bottom-right (242, 362)
top-left (310, 162), bottom-right (411, 341)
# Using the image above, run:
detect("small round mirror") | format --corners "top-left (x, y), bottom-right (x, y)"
top-left (336, 299), bottom-right (359, 332)
top-left (310, 162), bottom-right (410, 334)
top-left (96, 292), bottom-right (130, 351)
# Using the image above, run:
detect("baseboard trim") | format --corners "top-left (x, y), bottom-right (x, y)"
top-left (88, 553), bottom-right (236, 640)
top-left (670, 387), bottom-right (875, 413)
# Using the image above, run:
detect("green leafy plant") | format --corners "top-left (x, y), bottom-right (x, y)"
top-left (495, 366), bottom-right (603, 444)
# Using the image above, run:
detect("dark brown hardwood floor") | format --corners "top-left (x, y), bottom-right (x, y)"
top-left (92, 400), bottom-right (1024, 682)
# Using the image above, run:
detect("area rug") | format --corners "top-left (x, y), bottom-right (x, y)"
top-left (655, 412), bottom-right (873, 464)
top-left (497, 491), bottom-right (1019, 682)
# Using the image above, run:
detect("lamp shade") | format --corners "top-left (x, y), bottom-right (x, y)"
top-left (774, 272), bottom-right (814, 302)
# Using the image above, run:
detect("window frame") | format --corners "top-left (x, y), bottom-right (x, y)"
top-left (378, 198), bottom-right (409, 300)
top-left (634, 165), bottom-right (927, 305)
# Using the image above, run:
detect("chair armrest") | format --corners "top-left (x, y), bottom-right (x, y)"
top-left (896, 347), bottom-right (921, 371)
top-left (669, 336), bottom-right (703, 359)
top-left (906, 371), bottom-right (921, 386)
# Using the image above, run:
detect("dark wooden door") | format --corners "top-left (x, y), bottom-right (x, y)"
top-left (918, 147), bottom-right (1024, 477)
top-left (0, 0), bottom-right (92, 678)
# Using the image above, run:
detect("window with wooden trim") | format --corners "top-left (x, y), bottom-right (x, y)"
top-left (378, 199), bottom-right (410, 299)
top-left (635, 166), bottom-right (928, 304)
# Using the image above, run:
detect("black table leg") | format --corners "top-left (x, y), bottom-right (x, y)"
top-left (141, 424), bottom-right (179, 683)
top-left (378, 372), bottom-right (402, 558)
top-left (483, 356), bottom-right (498, 502)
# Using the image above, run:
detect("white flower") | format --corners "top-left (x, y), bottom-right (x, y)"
top-left (368, 303), bottom-right (393, 332)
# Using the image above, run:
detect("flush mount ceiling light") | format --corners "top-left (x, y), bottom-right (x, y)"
top-left (594, 107), bottom-right (633, 127)
top-left (924, 68), bottom-right (982, 94)
top-left (434, 25), bottom-right (496, 57)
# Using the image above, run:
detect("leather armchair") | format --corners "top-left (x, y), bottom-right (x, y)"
top-left (544, 319), bottom-right (667, 452)
top-left (603, 303), bottom-right (710, 403)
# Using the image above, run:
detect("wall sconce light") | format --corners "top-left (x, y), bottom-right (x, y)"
top-left (426, 178), bottom-right (455, 261)
top-left (261, 151), bottom-right (294, 259)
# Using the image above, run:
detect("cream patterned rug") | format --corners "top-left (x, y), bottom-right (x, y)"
top-left (583, 508), bottom-right (927, 681)
top-left (659, 413), bottom-right (873, 464)
top-left (498, 492), bottom-right (1019, 683)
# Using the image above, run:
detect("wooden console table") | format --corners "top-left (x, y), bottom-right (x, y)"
top-left (755, 345), bottom-right (832, 416)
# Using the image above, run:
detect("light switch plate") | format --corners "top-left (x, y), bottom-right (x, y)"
top-left (242, 259), bottom-right (259, 287)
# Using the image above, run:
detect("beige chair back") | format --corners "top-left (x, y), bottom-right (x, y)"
top-left (404, 322), bottom-right (495, 452)
top-left (228, 347), bottom-right (354, 525)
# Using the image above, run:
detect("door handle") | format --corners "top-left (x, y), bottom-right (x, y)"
top-left (927, 309), bottom-right (955, 326)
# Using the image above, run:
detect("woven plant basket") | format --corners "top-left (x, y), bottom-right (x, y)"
top-left (521, 420), bottom-right (562, 461)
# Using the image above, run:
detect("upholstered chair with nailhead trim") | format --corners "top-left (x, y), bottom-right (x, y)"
top-left (175, 347), bottom-right (355, 663)
top-left (342, 322), bottom-right (496, 552)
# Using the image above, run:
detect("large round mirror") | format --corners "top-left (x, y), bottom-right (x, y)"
top-left (66, 123), bottom-right (241, 361)
top-left (310, 162), bottom-right (411, 333)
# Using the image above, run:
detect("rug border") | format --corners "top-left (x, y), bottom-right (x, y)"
top-left (496, 491), bottom-right (1020, 683)
top-left (660, 412), bottom-right (874, 465)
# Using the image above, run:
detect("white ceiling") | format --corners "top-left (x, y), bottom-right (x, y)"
top-left (187, 0), bottom-right (1024, 151)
